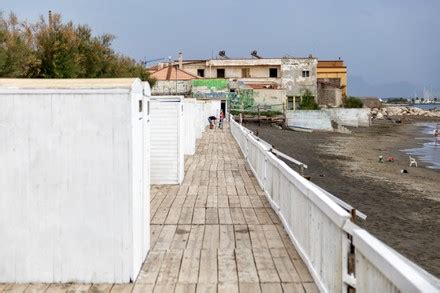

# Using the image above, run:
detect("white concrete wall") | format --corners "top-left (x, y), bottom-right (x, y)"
top-left (253, 89), bottom-right (286, 106)
top-left (150, 96), bottom-right (184, 185)
top-left (325, 108), bottom-right (371, 127)
top-left (0, 80), bottom-right (148, 283)
top-left (183, 99), bottom-right (197, 155)
top-left (286, 110), bottom-right (333, 131)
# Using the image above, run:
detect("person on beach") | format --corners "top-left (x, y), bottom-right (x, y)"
top-left (434, 128), bottom-right (439, 146)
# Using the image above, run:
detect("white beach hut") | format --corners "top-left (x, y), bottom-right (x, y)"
top-left (150, 95), bottom-right (184, 184)
top-left (183, 98), bottom-right (198, 155)
top-left (0, 78), bottom-right (150, 283)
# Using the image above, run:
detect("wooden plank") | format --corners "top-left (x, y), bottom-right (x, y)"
top-left (218, 196), bottom-right (229, 208)
top-left (242, 208), bottom-right (259, 225)
top-left (218, 249), bottom-right (238, 284)
top-left (235, 248), bottom-right (259, 283)
top-left (239, 196), bottom-right (252, 208)
top-left (110, 284), bottom-right (134, 293)
top-left (165, 208), bottom-right (182, 224)
top-left (170, 225), bottom-right (191, 250)
top-left (87, 284), bottom-right (113, 293)
top-left (250, 196), bottom-right (264, 208)
top-left (228, 196), bottom-right (241, 208)
top-left (248, 225), bottom-right (268, 249)
top-left (303, 283), bottom-right (320, 293)
top-left (150, 224), bottom-right (163, 248)
top-left (132, 284), bottom-right (154, 293)
top-left (178, 249), bottom-right (201, 284)
top-left (218, 208), bottom-right (233, 224)
top-left (239, 283), bottom-right (262, 293)
top-left (187, 225), bottom-right (205, 250)
top-left (281, 283), bottom-right (304, 293)
top-left (179, 207), bottom-right (194, 224)
top-left (254, 208), bottom-right (272, 224)
top-left (234, 225), bottom-right (252, 249)
top-left (154, 225), bottom-right (177, 250)
top-left (260, 283), bottom-right (282, 293)
top-left (156, 250), bottom-right (184, 284)
top-left (195, 194), bottom-right (207, 208)
top-left (253, 248), bottom-right (280, 283)
top-left (230, 208), bottom-right (246, 224)
top-left (152, 284), bottom-right (175, 293)
top-left (206, 195), bottom-right (218, 208)
top-left (205, 208), bottom-right (219, 224)
top-left (175, 284), bottom-right (196, 293)
top-left (203, 224), bottom-right (220, 250)
top-left (218, 283), bottom-right (238, 293)
top-left (265, 208), bottom-right (280, 224)
top-left (3, 284), bottom-right (30, 293)
top-left (272, 254), bottom-right (301, 282)
top-left (137, 250), bottom-right (166, 284)
top-left (195, 284), bottom-right (216, 293)
top-left (262, 225), bottom-right (284, 249)
top-left (235, 184), bottom-right (247, 196)
top-left (23, 284), bottom-right (50, 293)
top-left (198, 249), bottom-right (218, 284)
top-left (219, 225), bottom-right (235, 249)
top-left (192, 207), bottom-right (206, 225)
top-left (226, 186), bottom-right (237, 196)
top-left (151, 208), bottom-right (170, 224)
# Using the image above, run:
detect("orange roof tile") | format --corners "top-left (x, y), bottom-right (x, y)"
top-left (150, 66), bottom-right (199, 81)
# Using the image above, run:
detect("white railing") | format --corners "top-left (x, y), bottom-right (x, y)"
top-left (229, 116), bottom-right (439, 293)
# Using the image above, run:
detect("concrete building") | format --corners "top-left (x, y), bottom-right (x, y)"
top-left (160, 52), bottom-right (318, 112)
top-left (317, 60), bottom-right (347, 96)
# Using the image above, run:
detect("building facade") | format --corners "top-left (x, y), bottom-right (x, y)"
top-left (317, 60), bottom-right (347, 96)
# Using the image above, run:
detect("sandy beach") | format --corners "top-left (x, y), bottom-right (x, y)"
top-left (245, 117), bottom-right (440, 277)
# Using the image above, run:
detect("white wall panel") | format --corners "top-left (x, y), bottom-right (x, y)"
top-left (0, 78), bottom-right (149, 283)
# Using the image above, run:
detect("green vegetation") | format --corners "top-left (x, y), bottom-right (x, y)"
top-left (192, 79), bottom-right (228, 89)
top-left (298, 90), bottom-right (319, 110)
top-left (343, 96), bottom-right (363, 108)
top-left (386, 97), bottom-right (409, 104)
top-left (0, 12), bottom-right (154, 84)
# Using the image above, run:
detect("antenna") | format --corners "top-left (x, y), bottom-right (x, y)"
top-left (250, 50), bottom-right (262, 59)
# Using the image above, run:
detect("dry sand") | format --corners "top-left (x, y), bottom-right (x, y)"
top-left (246, 117), bottom-right (440, 277)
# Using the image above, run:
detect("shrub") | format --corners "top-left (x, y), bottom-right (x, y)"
top-left (343, 96), bottom-right (363, 108)
top-left (299, 90), bottom-right (319, 110)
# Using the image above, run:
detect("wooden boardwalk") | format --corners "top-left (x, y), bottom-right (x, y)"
top-left (0, 126), bottom-right (317, 293)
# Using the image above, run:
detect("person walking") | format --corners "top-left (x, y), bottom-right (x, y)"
top-left (218, 110), bottom-right (225, 129)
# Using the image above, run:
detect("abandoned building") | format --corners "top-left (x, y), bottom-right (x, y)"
top-left (150, 51), bottom-right (347, 111)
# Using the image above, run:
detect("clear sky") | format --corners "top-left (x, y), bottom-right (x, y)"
top-left (2, 0), bottom-right (440, 97)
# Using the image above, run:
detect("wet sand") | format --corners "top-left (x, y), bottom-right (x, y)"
top-left (245, 117), bottom-right (440, 277)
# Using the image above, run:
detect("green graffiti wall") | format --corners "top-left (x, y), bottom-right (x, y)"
top-left (192, 79), bottom-right (228, 90)
top-left (228, 89), bottom-right (256, 110)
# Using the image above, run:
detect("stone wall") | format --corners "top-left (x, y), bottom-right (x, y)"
top-left (317, 82), bottom-right (343, 107)
top-left (151, 80), bottom-right (192, 95)
top-left (286, 110), bottom-right (333, 130)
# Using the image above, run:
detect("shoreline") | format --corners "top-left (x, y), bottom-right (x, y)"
top-left (245, 117), bottom-right (440, 277)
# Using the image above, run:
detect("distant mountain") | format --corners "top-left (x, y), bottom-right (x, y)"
top-left (348, 76), bottom-right (421, 98)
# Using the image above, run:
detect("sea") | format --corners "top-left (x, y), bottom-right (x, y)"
top-left (410, 103), bottom-right (440, 110)
top-left (403, 123), bottom-right (440, 170)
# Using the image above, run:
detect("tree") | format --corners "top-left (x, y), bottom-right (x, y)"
top-left (0, 11), bottom-right (155, 85)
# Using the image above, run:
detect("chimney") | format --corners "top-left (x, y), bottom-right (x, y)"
top-left (48, 10), bottom-right (53, 29)
top-left (178, 52), bottom-right (183, 69)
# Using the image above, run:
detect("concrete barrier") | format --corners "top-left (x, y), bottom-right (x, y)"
top-left (286, 110), bottom-right (333, 131)
top-left (325, 108), bottom-right (371, 127)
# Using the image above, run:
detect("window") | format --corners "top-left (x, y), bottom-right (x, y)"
top-left (241, 68), bottom-right (250, 78)
top-left (302, 70), bottom-right (310, 78)
top-left (197, 69), bottom-right (205, 77)
top-left (287, 96), bottom-right (294, 110)
top-left (217, 68), bottom-right (225, 78)
top-left (269, 68), bottom-right (278, 78)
